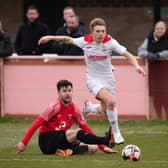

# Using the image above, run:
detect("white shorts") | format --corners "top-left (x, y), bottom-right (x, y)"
top-left (86, 73), bottom-right (116, 97)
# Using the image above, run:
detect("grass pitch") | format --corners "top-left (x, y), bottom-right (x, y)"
top-left (0, 117), bottom-right (168, 168)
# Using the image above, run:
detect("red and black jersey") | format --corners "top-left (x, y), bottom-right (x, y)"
top-left (22, 97), bottom-right (105, 150)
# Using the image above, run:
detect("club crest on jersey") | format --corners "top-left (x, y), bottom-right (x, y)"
top-left (67, 114), bottom-right (72, 120)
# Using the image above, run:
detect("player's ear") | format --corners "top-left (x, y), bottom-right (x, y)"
top-left (57, 89), bottom-right (60, 96)
top-left (70, 88), bottom-right (73, 95)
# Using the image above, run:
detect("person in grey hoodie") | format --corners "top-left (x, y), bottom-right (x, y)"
top-left (138, 21), bottom-right (168, 62)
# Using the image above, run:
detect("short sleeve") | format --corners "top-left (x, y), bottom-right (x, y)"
top-left (110, 38), bottom-right (127, 55)
top-left (73, 37), bottom-right (86, 49)
top-left (40, 102), bottom-right (60, 121)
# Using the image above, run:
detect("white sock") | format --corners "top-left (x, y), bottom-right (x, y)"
top-left (86, 104), bottom-right (99, 113)
top-left (106, 108), bottom-right (120, 135)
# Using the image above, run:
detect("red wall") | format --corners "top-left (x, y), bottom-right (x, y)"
top-left (1, 56), bottom-right (148, 119)
top-left (149, 59), bottom-right (168, 119)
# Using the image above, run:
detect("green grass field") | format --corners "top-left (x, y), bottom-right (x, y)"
top-left (0, 117), bottom-right (168, 168)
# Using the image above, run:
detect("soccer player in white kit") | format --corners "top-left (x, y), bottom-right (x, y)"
top-left (38, 18), bottom-right (145, 145)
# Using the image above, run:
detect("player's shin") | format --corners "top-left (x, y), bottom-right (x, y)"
top-left (106, 108), bottom-right (124, 144)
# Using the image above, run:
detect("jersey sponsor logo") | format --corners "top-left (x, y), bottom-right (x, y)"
top-left (86, 46), bottom-right (92, 49)
top-left (87, 55), bottom-right (107, 61)
top-left (67, 114), bottom-right (72, 120)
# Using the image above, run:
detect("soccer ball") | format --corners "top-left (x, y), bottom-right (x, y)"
top-left (122, 144), bottom-right (141, 161)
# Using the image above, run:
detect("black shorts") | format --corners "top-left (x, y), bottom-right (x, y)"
top-left (39, 130), bottom-right (88, 155)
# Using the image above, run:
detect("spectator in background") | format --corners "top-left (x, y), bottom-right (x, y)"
top-left (63, 6), bottom-right (75, 23)
top-left (57, 15), bottom-right (85, 37)
top-left (52, 15), bottom-right (85, 55)
top-left (0, 20), bottom-right (12, 57)
top-left (138, 21), bottom-right (168, 62)
top-left (45, 6), bottom-right (76, 55)
top-left (15, 5), bottom-right (50, 55)
top-left (62, 6), bottom-right (85, 32)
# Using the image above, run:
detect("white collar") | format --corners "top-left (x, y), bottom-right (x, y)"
top-left (153, 33), bottom-right (159, 41)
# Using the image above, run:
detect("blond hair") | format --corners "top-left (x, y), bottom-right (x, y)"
top-left (89, 18), bottom-right (106, 32)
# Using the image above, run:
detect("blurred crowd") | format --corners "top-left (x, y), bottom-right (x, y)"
top-left (0, 5), bottom-right (168, 61)
top-left (0, 5), bottom-right (85, 57)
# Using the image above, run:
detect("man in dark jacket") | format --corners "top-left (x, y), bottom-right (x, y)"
top-left (0, 21), bottom-right (12, 57)
top-left (138, 21), bottom-right (168, 62)
top-left (15, 5), bottom-right (50, 55)
top-left (54, 15), bottom-right (85, 55)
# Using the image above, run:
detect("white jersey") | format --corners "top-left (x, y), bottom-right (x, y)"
top-left (73, 34), bottom-right (126, 78)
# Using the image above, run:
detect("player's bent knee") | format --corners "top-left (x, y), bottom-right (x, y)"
top-left (66, 128), bottom-right (82, 143)
top-left (106, 99), bottom-right (116, 110)
top-left (87, 145), bottom-right (99, 154)
top-left (66, 128), bottom-right (81, 135)
top-left (75, 128), bottom-right (82, 134)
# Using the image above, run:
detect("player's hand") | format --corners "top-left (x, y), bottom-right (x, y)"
top-left (15, 142), bottom-right (26, 154)
top-left (103, 147), bottom-right (118, 154)
top-left (135, 65), bottom-right (146, 77)
top-left (38, 36), bottom-right (51, 45)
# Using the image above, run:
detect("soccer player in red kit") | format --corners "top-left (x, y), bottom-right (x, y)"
top-left (15, 80), bottom-right (117, 155)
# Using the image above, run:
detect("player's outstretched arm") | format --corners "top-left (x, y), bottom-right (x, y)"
top-left (15, 116), bottom-right (44, 154)
top-left (122, 50), bottom-right (146, 76)
top-left (38, 35), bottom-right (73, 45)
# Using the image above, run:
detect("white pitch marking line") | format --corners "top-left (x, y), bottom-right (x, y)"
top-left (0, 158), bottom-right (72, 162)
top-left (124, 131), bottom-right (168, 135)
top-left (0, 158), bottom-right (168, 163)
top-left (92, 159), bottom-right (168, 163)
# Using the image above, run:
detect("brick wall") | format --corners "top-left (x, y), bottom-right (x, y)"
top-left (0, 0), bottom-right (22, 43)
top-left (68, 0), bottom-right (168, 7)
top-left (74, 7), bottom-right (155, 54)
top-left (0, 0), bottom-right (167, 55)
